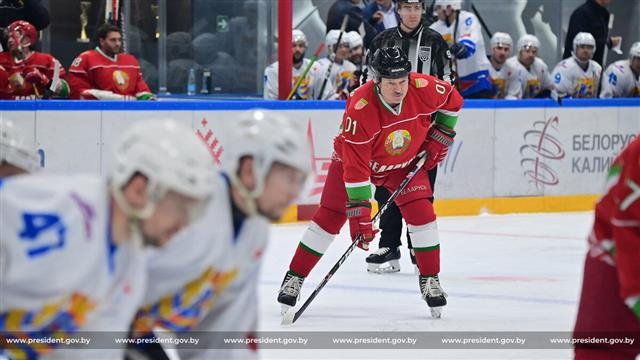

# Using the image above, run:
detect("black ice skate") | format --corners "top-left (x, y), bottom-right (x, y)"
top-left (366, 247), bottom-right (401, 273)
top-left (277, 270), bottom-right (304, 315)
top-left (419, 275), bottom-right (448, 318)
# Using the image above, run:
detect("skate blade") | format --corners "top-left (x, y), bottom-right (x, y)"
top-left (430, 306), bottom-right (443, 318)
top-left (367, 260), bottom-right (400, 274)
top-left (280, 304), bottom-right (291, 316)
top-left (281, 308), bottom-right (296, 326)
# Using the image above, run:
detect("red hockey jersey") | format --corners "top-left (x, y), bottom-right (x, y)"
top-left (334, 73), bottom-right (463, 200)
top-left (67, 48), bottom-right (152, 100)
top-left (0, 52), bottom-right (66, 100)
top-left (588, 136), bottom-right (640, 317)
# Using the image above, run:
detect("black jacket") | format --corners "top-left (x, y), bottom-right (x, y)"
top-left (0, 0), bottom-right (49, 50)
top-left (563, 0), bottom-right (611, 66)
top-left (364, 21), bottom-right (452, 84)
top-left (0, 0), bottom-right (50, 29)
top-left (326, 0), bottom-right (377, 47)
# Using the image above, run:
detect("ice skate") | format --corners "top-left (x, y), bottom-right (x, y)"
top-left (419, 275), bottom-right (447, 318)
top-left (277, 271), bottom-right (304, 315)
top-left (366, 247), bottom-right (401, 273)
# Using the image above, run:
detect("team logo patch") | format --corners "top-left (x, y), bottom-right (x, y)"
top-left (415, 78), bottom-right (429, 88)
top-left (384, 130), bottom-right (411, 156)
top-left (354, 98), bottom-right (368, 110)
top-left (418, 46), bottom-right (431, 63)
top-left (112, 70), bottom-right (130, 91)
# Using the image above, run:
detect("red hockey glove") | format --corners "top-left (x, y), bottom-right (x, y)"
top-left (24, 67), bottom-right (49, 87)
top-left (423, 123), bottom-right (455, 170)
top-left (345, 200), bottom-right (378, 250)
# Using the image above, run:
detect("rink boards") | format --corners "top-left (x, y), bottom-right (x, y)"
top-left (1, 98), bottom-right (639, 220)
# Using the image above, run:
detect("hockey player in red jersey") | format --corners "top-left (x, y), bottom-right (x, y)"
top-left (573, 136), bottom-right (640, 360)
top-left (66, 24), bottom-right (155, 100)
top-left (0, 20), bottom-right (69, 100)
top-left (277, 46), bottom-right (463, 318)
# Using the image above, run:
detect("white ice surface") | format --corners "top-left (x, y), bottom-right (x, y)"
top-left (258, 212), bottom-right (594, 360)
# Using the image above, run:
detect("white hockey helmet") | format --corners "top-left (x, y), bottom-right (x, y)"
top-left (434, 0), bottom-right (463, 10)
top-left (0, 118), bottom-right (39, 173)
top-left (110, 119), bottom-right (217, 219)
top-left (221, 109), bottom-right (312, 213)
top-left (292, 29), bottom-right (307, 45)
top-left (517, 34), bottom-right (540, 52)
top-left (629, 42), bottom-right (640, 60)
top-left (491, 32), bottom-right (513, 49)
top-left (572, 32), bottom-right (596, 58)
top-left (326, 29), bottom-right (349, 52)
top-left (346, 31), bottom-right (363, 49)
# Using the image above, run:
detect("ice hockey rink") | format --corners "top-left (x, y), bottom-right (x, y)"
top-left (257, 211), bottom-right (595, 360)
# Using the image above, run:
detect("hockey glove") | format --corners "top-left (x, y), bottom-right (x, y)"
top-left (24, 67), bottom-right (49, 87)
top-left (423, 123), bottom-right (456, 170)
top-left (450, 42), bottom-right (468, 59)
top-left (346, 200), bottom-right (378, 250)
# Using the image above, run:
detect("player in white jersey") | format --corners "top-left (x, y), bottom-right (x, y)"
top-left (346, 31), bottom-right (364, 71)
top-left (263, 30), bottom-right (332, 100)
top-left (130, 110), bottom-right (312, 360)
top-left (488, 32), bottom-right (521, 99)
top-left (315, 29), bottom-right (357, 99)
top-left (551, 32), bottom-right (602, 98)
top-left (600, 41), bottom-right (640, 98)
top-left (506, 34), bottom-right (556, 99)
top-left (430, 0), bottom-right (492, 98)
top-left (0, 118), bottom-right (40, 177)
top-left (0, 119), bottom-right (216, 360)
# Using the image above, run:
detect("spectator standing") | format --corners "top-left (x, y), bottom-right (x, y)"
top-left (488, 32), bottom-right (521, 99)
top-left (600, 41), bottom-right (640, 98)
top-left (563, 0), bottom-right (621, 67)
top-left (363, 0), bottom-right (400, 36)
top-left (326, 0), bottom-right (376, 47)
top-left (67, 24), bottom-right (155, 100)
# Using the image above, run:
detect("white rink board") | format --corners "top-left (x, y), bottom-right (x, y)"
top-left (2, 101), bottom-right (638, 204)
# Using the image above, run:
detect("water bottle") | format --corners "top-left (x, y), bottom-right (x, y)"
top-left (187, 68), bottom-right (196, 95)
top-left (201, 69), bottom-right (211, 94)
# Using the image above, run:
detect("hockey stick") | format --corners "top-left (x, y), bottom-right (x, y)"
top-left (105, 0), bottom-right (113, 23)
top-left (317, 14), bottom-right (349, 99)
top-left (41, 59), bottom-right (62, 100)
top-left (449, 10), bottom-right (461, 91)
top-left (470, 3), bottom-right (492, 39)
top-left (602, 14), bottom-right (615, 69)
top-left (282, 151), bottom-right (428, 325)
top-left (31, 60), bottom-right (60, 100)
top-left (287, 42), bottom-right (326, 100)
